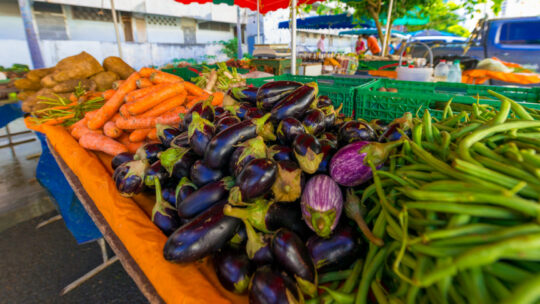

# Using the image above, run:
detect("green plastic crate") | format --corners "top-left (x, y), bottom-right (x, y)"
top-left (246, 74), bottom-right (375, 117)
top-left (355, 78), bottom-right (540, 122)
top-left (162, 65), bottom-right (250, 82)
top-left (357, 60), bottom-right (404, 71)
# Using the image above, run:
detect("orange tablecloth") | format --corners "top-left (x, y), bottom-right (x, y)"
top-left (25, 118), bottom-right (247, 304)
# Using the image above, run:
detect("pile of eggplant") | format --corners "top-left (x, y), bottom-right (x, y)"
top-left (111, 80), bottom-right (407, 303)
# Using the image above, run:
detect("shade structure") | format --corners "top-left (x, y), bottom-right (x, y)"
top-left (339, 28), bottom-right (408, 39)
top-left (174, 0), bottom-right (321, 14)
top-left (410, 29), bottom-right (458, 37)
top-left (383, 15), bottom-right (429, 26)
top-left (278, 13), bottom-right (370, 30)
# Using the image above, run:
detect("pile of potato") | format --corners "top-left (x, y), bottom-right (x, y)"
top-left (15, 51), bottom-right (134, 113)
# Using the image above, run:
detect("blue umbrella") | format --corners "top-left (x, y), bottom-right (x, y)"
top-left (409, 30), bottom-right (458, 37)
top-left (339, 28), bottom-right (408, 39)
top-left (278, 13), bottom-right (370, 30)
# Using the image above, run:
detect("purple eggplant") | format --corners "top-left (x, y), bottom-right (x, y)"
top-left (188, 112), bottom-right (215, 156)
top-left (270, 83), bottom-right (318, 121)
top-left (170, 131), bottom-right (189, 148)
top-left (235, 158), bottom-right (277, 201)
top-left (293, 133), bottom-right (324, 174)
top-left (134, 143), bottom-right (165, 163)
top-left (231, 87), bottom-right (258, 105)
top-left (276, 117), bottom-right (306, 145)
top-left (203, 113), bottom-right (275, 169)
top-left (216, 115), bottom-right (241, 133)
top-left (230, 225), bottom-right (248, 246)
top-left (271, 160), bottom-right (303, 203)
top-left (213, 245), bottom-right (253, 294)
top-left (244, 107), bottom-right (264, 120)
top-left (177, 177), bottom-right (235, 219)
top-left (190, 159), bottom-right (224, 187)
top-left (163, 200), bottom-right (241, 263)
top-left (319, 132), bottom-right (338, 148)
top-left (111, 152), bottom-right (134, 170)
top-left (256, 81), bottom-right (302, 111)
top-left (307, 225), bottom-right (362, 272)
top-left (268, 145), bottom-right (294, 162)
top-left (175, 177), bottom-right (198, 205)
top-left (329, 140), bottom-right (402, 187)
top-left (228, 136), bottom-right (267, 177)
top-left (252, 235), bottom-right (273, 266)
top-left (152, 179), bottom-right (182, 236)
top-left (144, 160), bottom-right (169, 188)
top-left (338, 120), bottom-right (377, 145)
top-left (321, 104), bottom-right (342, 130)
top-left (214, 106), bottom-right (226, 118)
top-left (156, 124), bottom-right (181, 147)
top-left (379, 113), bottom-right (413, 142)
top-left (249, 266), bottom-right (302, 304)
top-left (317, 95), bottom-right (333, 108)
top-left (271, 228), bottom-right (318, 297)
top-left (113, 159), bottom-right (148, 197)
top-left (317, 140), bottom-right (336, 174)
top-left (301, 174), bottom-right (343, 238)
top-left (303, 108), bottom-right (326, 136)
top-left (162, 186), bottom-right (177, 207)
top-left (159, 147), bottom-right (198, 180)
top-left (183, 98), bottom-right (215, 127)
top-left (226, 102), bottom-right (252, 120)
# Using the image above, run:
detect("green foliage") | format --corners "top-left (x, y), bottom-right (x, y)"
top-left (219, 38), bottom-right (238, 59)
top-left (407, 0), bottom-right (470, 37)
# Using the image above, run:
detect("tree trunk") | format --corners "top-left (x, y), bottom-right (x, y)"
top-left (368, 7), bottom-right (384, 55)
top-left (382, 19), bottom-right (394, 56)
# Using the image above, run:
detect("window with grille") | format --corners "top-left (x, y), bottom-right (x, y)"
top-left (199, 21), bottom-right (230, 32)
top-left (146, 15), bottom-right (178, 27)
top-left (33, 2), bottom-right (68, 40)
top-left (72, 6), bottom-right (114, 22)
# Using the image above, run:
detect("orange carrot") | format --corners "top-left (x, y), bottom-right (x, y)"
top-left (211, 91), bottom-right (224, 106)
top-left (102, 89), bottom-right (116, 100)
top-left (136, 78), bottom-right (153, 89)
top-left (85, 109), bottom-right (99, 121)
top-left (69, 117), bottom-right (87, 132)
top-left (119, 104), bottom-right (131, 118)
top-left (71, 125), bottom-right (102, 140)
top-left (112, 80), bottom-right (125, 90)
top-left (127, 82), bottom-right (185, 115)
top-left (69, 93), bottom-right (78, 103)
top-left (185, 93), bottom-right (210, 109)
top-left (79, 133), bottom-right (128, 156)
top-left (43, 113), bottom-right (75, 125)
top-left (139, 67), bottom-right (158, 78)
top-left (111, 113), bottom-right (122, 122)
top-left (118, 133), bottom-right (144, 153)
top-left (141, 92), bottom-right (187, 117)
top-left (87, 72), bottom-right (140, 130)
top-left (150, 71), bottom-right (183, 84)
top-left (184, 81), bottom-right (205, 97)
top-left (116, 107), bottom-right (186, 129)
top-left (103, 121), bottom-right (123, 138)
top-left (124, 84), bottom-right (168, 103)
top-left (147, 128), bottom-right (158, 140)
top-left (129, 129), bottom-right (151, 142)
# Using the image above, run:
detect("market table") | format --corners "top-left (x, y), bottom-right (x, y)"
top-left (25, 118), bottom-right (249, 304)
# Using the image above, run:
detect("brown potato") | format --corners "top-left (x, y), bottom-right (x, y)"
top-left (103, 56), bottom-right (135, 80)
top-left (52, 79), bottom-right (97, 93)
top-left (17, 90), bottom-right (37, 101)
top-left (40, 74), bottom-right (58, 88)
top-left (90, 71), bottom-right (119, 91)
top-left (14, 78), bottom-right (41, 90)
top-left (26, 68), bottom-right (54, 83)
top-left (52, 51), bottom-right (104, 82)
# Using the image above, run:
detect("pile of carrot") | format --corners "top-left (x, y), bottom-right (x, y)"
top-left (68, 68), bottom-right (224, 156)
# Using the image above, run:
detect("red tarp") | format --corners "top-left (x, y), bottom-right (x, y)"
top-left (174, 0), bottom-right (322, 14)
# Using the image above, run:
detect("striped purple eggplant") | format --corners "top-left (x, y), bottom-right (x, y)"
top-left (301, 175), bottom-right (343, 238)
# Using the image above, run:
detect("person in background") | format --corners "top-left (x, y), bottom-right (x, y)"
top-left (363, 34), bottom-right (381, 56)
top-left (317, 34), bottom-right (326, 53)
top-left (355, 36), bottom-right (366, 55)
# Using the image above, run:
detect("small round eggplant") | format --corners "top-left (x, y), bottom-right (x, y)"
top-left (228, 136), bottom-right (268, 177)
top-left (301, 175), bottom-right (343, 238)
top-left (306, 225), bottom-right (361, 273)
top-left (184, 98), bottom-right (215, 127)
top-left (317, 140), bottom-right (336, 174)
top-left (113, 159), bottom-right (148, 197)
top-left (271, 160), bottom-right (303, 203)
top-left (188, 112), bottom-right (215, 156)
top-left (190, 159), bottom-right (224, 187)
top-left (256, 81), bottom-right (302, 111)
top-left (303, 108), bottom-right (326, 136)
top-left (152, 179), bottom-right (182, 236)
top-left (271, 228), bottom-right (317, 297)
top-left (216, 116), bottom-right (241, 133)
top-left (338, 120), bottom-right (377, 145)
top-left (293, 133), bottom-right (324, 174)
top-left (159, 147), bottom-right (198, 180)
top-left (229, 225), bottom-right (248, 246)
top-left (163, 200), bottom-right (242, 263)
top-left (162, 186), bottom-right (177, 207)
top-left (378, 113), bottom-right (413, 142)
top-left (134, 143), bottom-right (165, 163)
top-left (175, 177), bottom-right (197, 205)
top-left (317, 95), bottom-right (333, 108)
top-left (244, 107), bottom-right (264, 120)
top-left (230, 87), bottom-right (258, 105)
top-left (252, 235), bottom-right (273, 266)
top-left (232, 103), bottom-right (252, 120)
top-left (170, 132), bottom-right (189, 148)
top-left (268, 145), bottom-right (294, 162)
top-left (236, 158), bottom-right (277, 201)
top-left (214, 106), bottom-right (226, 118)
top-left (177, 177), bottom-right (235, 219)
top-left (318, 132), bottom-right (338, 148)
top-left (156, 124), bottom-right (181, 147)
top-left (249, 266), bottom-right (302, 304)
top-left (276, 117), bottom-right (306, 145)
top-left (111, 152), bottom-right (134, 170)
top-left (213, 245), bottom-right (253, 294)
top-left (144, 160), bottom-right (169, 188)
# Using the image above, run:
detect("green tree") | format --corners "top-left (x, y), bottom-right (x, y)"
top-left (220, 38), bottom-right (238, 59)
top-left (407, 0), bottom-right (470, 37)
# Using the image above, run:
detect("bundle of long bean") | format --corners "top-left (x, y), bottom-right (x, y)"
top-left (317, 90), bottom-right (540, 304)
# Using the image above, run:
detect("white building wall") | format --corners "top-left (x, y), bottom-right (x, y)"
top-left (196, 29), bottom-right (234, 44)
top-left (62, 6), bottom-right (119, 42)
top-left (0, 0), bottom-right (26, 40)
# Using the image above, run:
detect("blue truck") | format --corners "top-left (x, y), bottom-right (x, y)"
top-left (410, 16), bottom-right (540, 73)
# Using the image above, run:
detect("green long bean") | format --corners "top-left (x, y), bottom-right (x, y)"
top-left (355, 246), bottom-right (390, 304)
top-left (430, 223), bottom-right (540, 247)
top-left (501, 273), bottom-right (540, 304)
top-left (483, 262), bottom-right (533, 283)
top-left (475, 155), bottom-right (540, 186)
top-left (404, 201), bottom-right (522, 220)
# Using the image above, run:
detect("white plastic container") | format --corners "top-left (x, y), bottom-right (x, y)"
top-left (396, 66), bottom-right (433, 82)
top-left (434, 60), bottom-right (449, 82)
top-left (447, 60), bottom-right (462, 83)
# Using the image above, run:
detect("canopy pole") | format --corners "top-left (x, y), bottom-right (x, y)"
top-left (237, 7), bottom-right (243, 59)
top-left (382, 0), bottom-right (394, 56)
top-left (290, 0), bottom-right (297, 75)
top-left (17, 0), bottom-right (44, 68)
top-left (256, 0), bottom-right (261, 44)
top-left (110, 0), bottom-right (123, 58)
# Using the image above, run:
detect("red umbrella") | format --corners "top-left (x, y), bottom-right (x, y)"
top-left (174, 0), bottom-right (321, 14)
